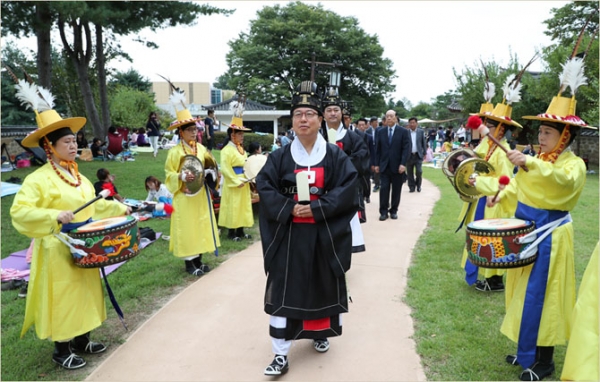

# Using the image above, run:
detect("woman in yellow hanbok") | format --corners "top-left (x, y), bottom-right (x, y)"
top-left (458, 74), bottom-right (522, 292)
top-left (561, 242), bottom-right (598, 381)
top-left (164, 105), bottom-right (220, 276)
top-left (491, 56), bottom-right (592, 381)
top-left (10, 83), bottom-right (129, 370)
top-left (218, 121), bottom-right (253, 241)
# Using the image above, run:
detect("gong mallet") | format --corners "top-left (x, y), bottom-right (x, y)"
top-left (73, 189), bottom-right (111, 215)
top-left (466, 115), bottom-right (529, 172)
top-left (492, 175), bottom-right (511, 204)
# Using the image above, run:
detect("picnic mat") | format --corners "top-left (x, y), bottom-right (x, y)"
top-left (1, 232), bottom-right (162, 282)
top-left (1, 182), bottom-right (21, 197)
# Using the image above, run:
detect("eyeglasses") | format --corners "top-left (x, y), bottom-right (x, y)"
top-left (292, 110), bottom-right (319, 119)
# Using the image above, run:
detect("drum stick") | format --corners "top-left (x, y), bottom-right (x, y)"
top-left (466, 116), bottom-right (529, 172)
top-left (73, 189), bottom-right (111, 215)
top-left (296, 171), bottom-right (310, 204)
top-left (492, 175), bottom-right (511, 204)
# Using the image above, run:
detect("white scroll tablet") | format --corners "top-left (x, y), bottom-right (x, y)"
top-left (296, 171), bottom-right (311, 203)
top-left (327, 128), bottom-right (337, 144)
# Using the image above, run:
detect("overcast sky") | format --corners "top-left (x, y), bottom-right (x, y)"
top-left (8, 1), bottom-right (569, 107)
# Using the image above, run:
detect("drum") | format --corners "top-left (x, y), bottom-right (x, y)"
top-left (466, 218), bottom-right (536, 268)
top-left (68, 216), bottom-right (140, 268)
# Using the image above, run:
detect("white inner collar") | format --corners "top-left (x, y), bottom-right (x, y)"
top-left (290, 134), bottom-right (327, 167)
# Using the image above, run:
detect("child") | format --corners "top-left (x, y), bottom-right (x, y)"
top-left (94, 168), bottom-right (124, 202)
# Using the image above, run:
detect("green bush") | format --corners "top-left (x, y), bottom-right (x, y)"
top-left (213, 131), bottom-right (274, 152)
top-left (109, 86), bottom-right (156, 129)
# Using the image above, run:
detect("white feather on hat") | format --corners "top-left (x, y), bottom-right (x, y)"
top-left (559, 57), bottom-right (587, 96)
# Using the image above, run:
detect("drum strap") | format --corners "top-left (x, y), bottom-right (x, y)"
top-left (205, 185), bottom-right (219, 257)
top-left (101, 267), bottom-right (128, 331)
top-left (515, 203), bottom-right (570, 369)
top-left (233, 166), bottom-right (244, 175)
top-left (461, 197), bottom-right (487, 285)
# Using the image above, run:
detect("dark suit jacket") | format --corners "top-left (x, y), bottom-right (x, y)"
top-left (373, 124), bottom-right (411, 174)
top-left (407, 127), bottom-right (427, 159)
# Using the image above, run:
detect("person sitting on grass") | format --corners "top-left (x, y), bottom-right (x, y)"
top-left (90, 138), bottom-right (106, 159)
top-left (94, 168), bottom-right (124, 203)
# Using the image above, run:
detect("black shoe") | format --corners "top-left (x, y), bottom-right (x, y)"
top-left (70, 333), bottom-right (107, 354)
top-left (365, 197), bottom-right (370, 203)
top-left (390, 213), bottom-right (398, 219)
top-left (53, 342), bottom-right (86, 370)
top-left (17, 282), bottom-right (28, 298)
top-left (243, 234), bottom-right (252, 240)
top-left (409, 188), bottom-right (415, 193)
top-left (474, 279), bottom-right (505, 292)
top-left (417, 186), bottom-right (421, 192)
top-left (506, 354), bottom-right (519, 366)
top-left (519, 361), bottom-right (555, 381)
top-left (185, 260), bottom-right (209, 276)
top-left (264, 355), bottom-right (289, 376)
top-left (379, 214), bottom-right (388, 221)
top-left (313, 338), bottom-right (330, 353)
top-left (192, 256), bottom-right (211, 274)
top-left (372, 186), bottom-right (380, 192)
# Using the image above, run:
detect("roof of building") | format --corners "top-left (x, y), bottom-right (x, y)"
top-left (202, 95), bottom-right (276, 111)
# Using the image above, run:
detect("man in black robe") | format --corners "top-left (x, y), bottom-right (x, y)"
top-left (321, 88), bottom-right (369, 252)
top-left (257, 81), bottom-right (358, 376)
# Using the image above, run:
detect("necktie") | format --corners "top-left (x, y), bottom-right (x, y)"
top-left (388, 127), bottom-right (393, 144)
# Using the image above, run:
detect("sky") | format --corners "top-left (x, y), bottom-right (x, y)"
top-left (7, 1), bottom-right (569, 107)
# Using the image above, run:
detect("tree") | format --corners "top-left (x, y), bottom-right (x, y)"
top-left (109, 86), bottom-right (155, 130)
top-left (221, 1), bottom-right (395, 114)
top-left (2, 1), bottom-right (233, 138)
top-left (1, 42), bottom-right (37, 125)
top-left (410, 102), bottom-right (434, 120)
top-left (541, 1), bottom-right (598, 125)
top-left (110, 69), bottom-right (152, 93)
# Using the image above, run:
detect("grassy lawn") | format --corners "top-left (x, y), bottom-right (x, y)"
top-left (405, 165), bottom-right (599, 381)
top-left (1, 150), bottom-right (598, 381)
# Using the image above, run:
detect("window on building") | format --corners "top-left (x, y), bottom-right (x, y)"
top-left (211, 89), bottom-right (222, 104)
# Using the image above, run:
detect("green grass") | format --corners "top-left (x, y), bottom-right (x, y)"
top-left (1, 151), bottom-right (598, 381)
top-left (405, 166), bottom-right (599, 381)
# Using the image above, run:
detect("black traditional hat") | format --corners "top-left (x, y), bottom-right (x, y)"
top-left (341, 100), bottom-right (352, 116)
top-left (291, 81), bottom-right (322, 116)
top-left (321, 86), bottom-right (342, 110)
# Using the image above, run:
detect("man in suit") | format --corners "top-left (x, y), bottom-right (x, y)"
top-left (204, 109), bottom-right (216, 150)
top-left (405, 117), bottom-right (427, 192)
top-left (366, 117), bottom-right (380, 192)
top-left (373, 110), bottom-right (411, 221)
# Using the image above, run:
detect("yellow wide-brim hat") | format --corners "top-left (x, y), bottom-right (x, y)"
top-left (168, 109), bottom-right (196, 131)
top-left (522, 96), bottom-right (596, 129)
top-left (21, 109), bottom-right (86, 148)
top-left (476, 103), bottom-right (523, 129)
top-left (225, 116), bottom-right (251, 132)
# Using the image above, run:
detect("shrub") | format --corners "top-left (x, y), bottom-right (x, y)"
top-left (213, 132), bottom-right (274, 152)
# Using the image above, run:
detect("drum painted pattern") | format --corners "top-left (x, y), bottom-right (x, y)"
top-left (466, 218), bottom-right (536, 268)
top-left (68, 216), bottom-right (140, 268)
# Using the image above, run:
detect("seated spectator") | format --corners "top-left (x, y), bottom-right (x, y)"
top-left (106, 126), bottom-right (125, 156)
top-left (144, 176), bottom-right (173, 202)
top-left (90, 138), bottom-right (106, 159)
top-left (76, 131), bottom-right (88, 150)
top-left (137, 128), bottom-right (151, 147)
top-left (130, 129), bottom-right (139, 146)
top-left (94, 168), bottom-right (124, 202)
top-left (441, 136), bottom-right (452, 153)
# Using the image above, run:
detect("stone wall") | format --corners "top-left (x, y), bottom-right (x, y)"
top-left (576, 135), bottom-right (599, 166)
top-left (1, 138), bottom-right (27, 160)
